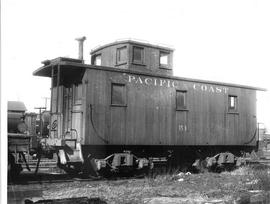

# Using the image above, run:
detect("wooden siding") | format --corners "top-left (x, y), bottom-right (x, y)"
top-left (83, 69), bottom-right (257, 146)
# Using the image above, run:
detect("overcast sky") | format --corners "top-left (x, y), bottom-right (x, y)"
top-left (2, 0), bottom-right (270, 129)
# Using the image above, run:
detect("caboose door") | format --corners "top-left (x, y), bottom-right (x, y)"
top-left (176, 111), bottom-right (189, 145)
top-left (62, 84), bottom-right (83, 142)
top-left (71, 84), bottom-right (83, 142)
top-left (226, 113), bottom-right (239, 144)
top-left (50, 86), bottom-right (64, 139)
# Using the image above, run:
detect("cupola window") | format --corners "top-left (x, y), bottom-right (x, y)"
top-left (159, 51), bottom-right (171, 69)
top-left (132, 46), bottom-right (144, 65)
top-left (93, 54), bottom-right (101, 66)
top-left (116, 46), bottom-right (127, 65)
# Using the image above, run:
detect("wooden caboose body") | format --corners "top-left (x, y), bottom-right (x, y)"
top-left (34, 40), bottom-right (264, 165)
top-left (83, 68), bottom-right (258, 147)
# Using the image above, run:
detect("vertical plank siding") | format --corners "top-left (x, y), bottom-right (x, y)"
top-left (83, 69), bottom-right (257, 147)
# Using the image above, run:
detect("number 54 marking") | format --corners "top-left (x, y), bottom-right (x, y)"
top-left (179, 124), bottom-right (187, 132)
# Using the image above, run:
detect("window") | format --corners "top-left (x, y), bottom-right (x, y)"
top-left (74, 85), bottom-right (82, 105)
top-left (159, 51), bottom-right (170, 69)
top-left (176, 90), bottom-right (187, 110)
top-left (111, 83), bottom-right (126, 106)
top-left (93, 54), bottom-right (101, 65)
top-left (228, 95), bottom-right (237, 111)
top-left (132, 46), bottom-right (144, 64)
top-left (116, 46), bottom-right (127, 65)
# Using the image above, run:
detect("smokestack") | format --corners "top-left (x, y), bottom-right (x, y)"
top-left (75, 36), bottom-right (86, 61)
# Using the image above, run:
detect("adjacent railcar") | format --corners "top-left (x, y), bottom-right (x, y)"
top-left (33, 39), bottom-right (264, 174)
top-left (8, 101), bottom-right (37, 176)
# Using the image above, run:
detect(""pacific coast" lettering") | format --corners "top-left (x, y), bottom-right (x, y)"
top-left (127, 75), bottom-right (178, 88)
top-left (126, 74), bottom-right (228, 94)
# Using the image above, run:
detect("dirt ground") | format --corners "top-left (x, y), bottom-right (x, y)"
top-left (8, 166), bottom-right (270, 204)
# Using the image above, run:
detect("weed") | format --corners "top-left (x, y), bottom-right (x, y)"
top-left (252, 167), bottom-right (270, 191)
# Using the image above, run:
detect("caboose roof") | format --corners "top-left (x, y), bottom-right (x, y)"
top-left (33, 59), bottom-right (266, 91)
top-left (90, 39), bottom-right (174, 54)
top-left (33, 57), bottom-right (85, 77)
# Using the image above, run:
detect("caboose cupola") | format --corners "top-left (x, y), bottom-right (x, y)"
top-left (90, 39), bottom-right (174, 76)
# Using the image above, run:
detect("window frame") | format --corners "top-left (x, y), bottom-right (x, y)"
top-left (228, 95), bottom-right (238, 112)
top-left (176, 90), bottom-right (188, 111)
top-left (159, 50), bottom-right (171, 70)
top-left (116, 46), bottom-right (127, 66)
top-left (132, 46), bottom-right (145, 65)
top-left (92, 54), bottom-right (102, 66)
top-left (111, 83), bottom-right (127, 107)
top-left (73, 84), bottom-right (83, 105)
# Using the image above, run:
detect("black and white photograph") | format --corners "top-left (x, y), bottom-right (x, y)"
top-left (2, 0), bottom-right (270, 203)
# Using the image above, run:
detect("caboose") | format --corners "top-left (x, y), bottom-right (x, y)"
top-left (33, 38), bottom-right (264, 174)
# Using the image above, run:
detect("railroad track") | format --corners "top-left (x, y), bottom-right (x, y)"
top-left (8, 172), bottom-right (100, 185)
top-left (8, 171), bottom-right (148, 185)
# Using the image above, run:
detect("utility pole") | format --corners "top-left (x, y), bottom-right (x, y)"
top-left (34, 107), bottom-right (46, 137)
top-left (42, 97), bottom-right (50, 110)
